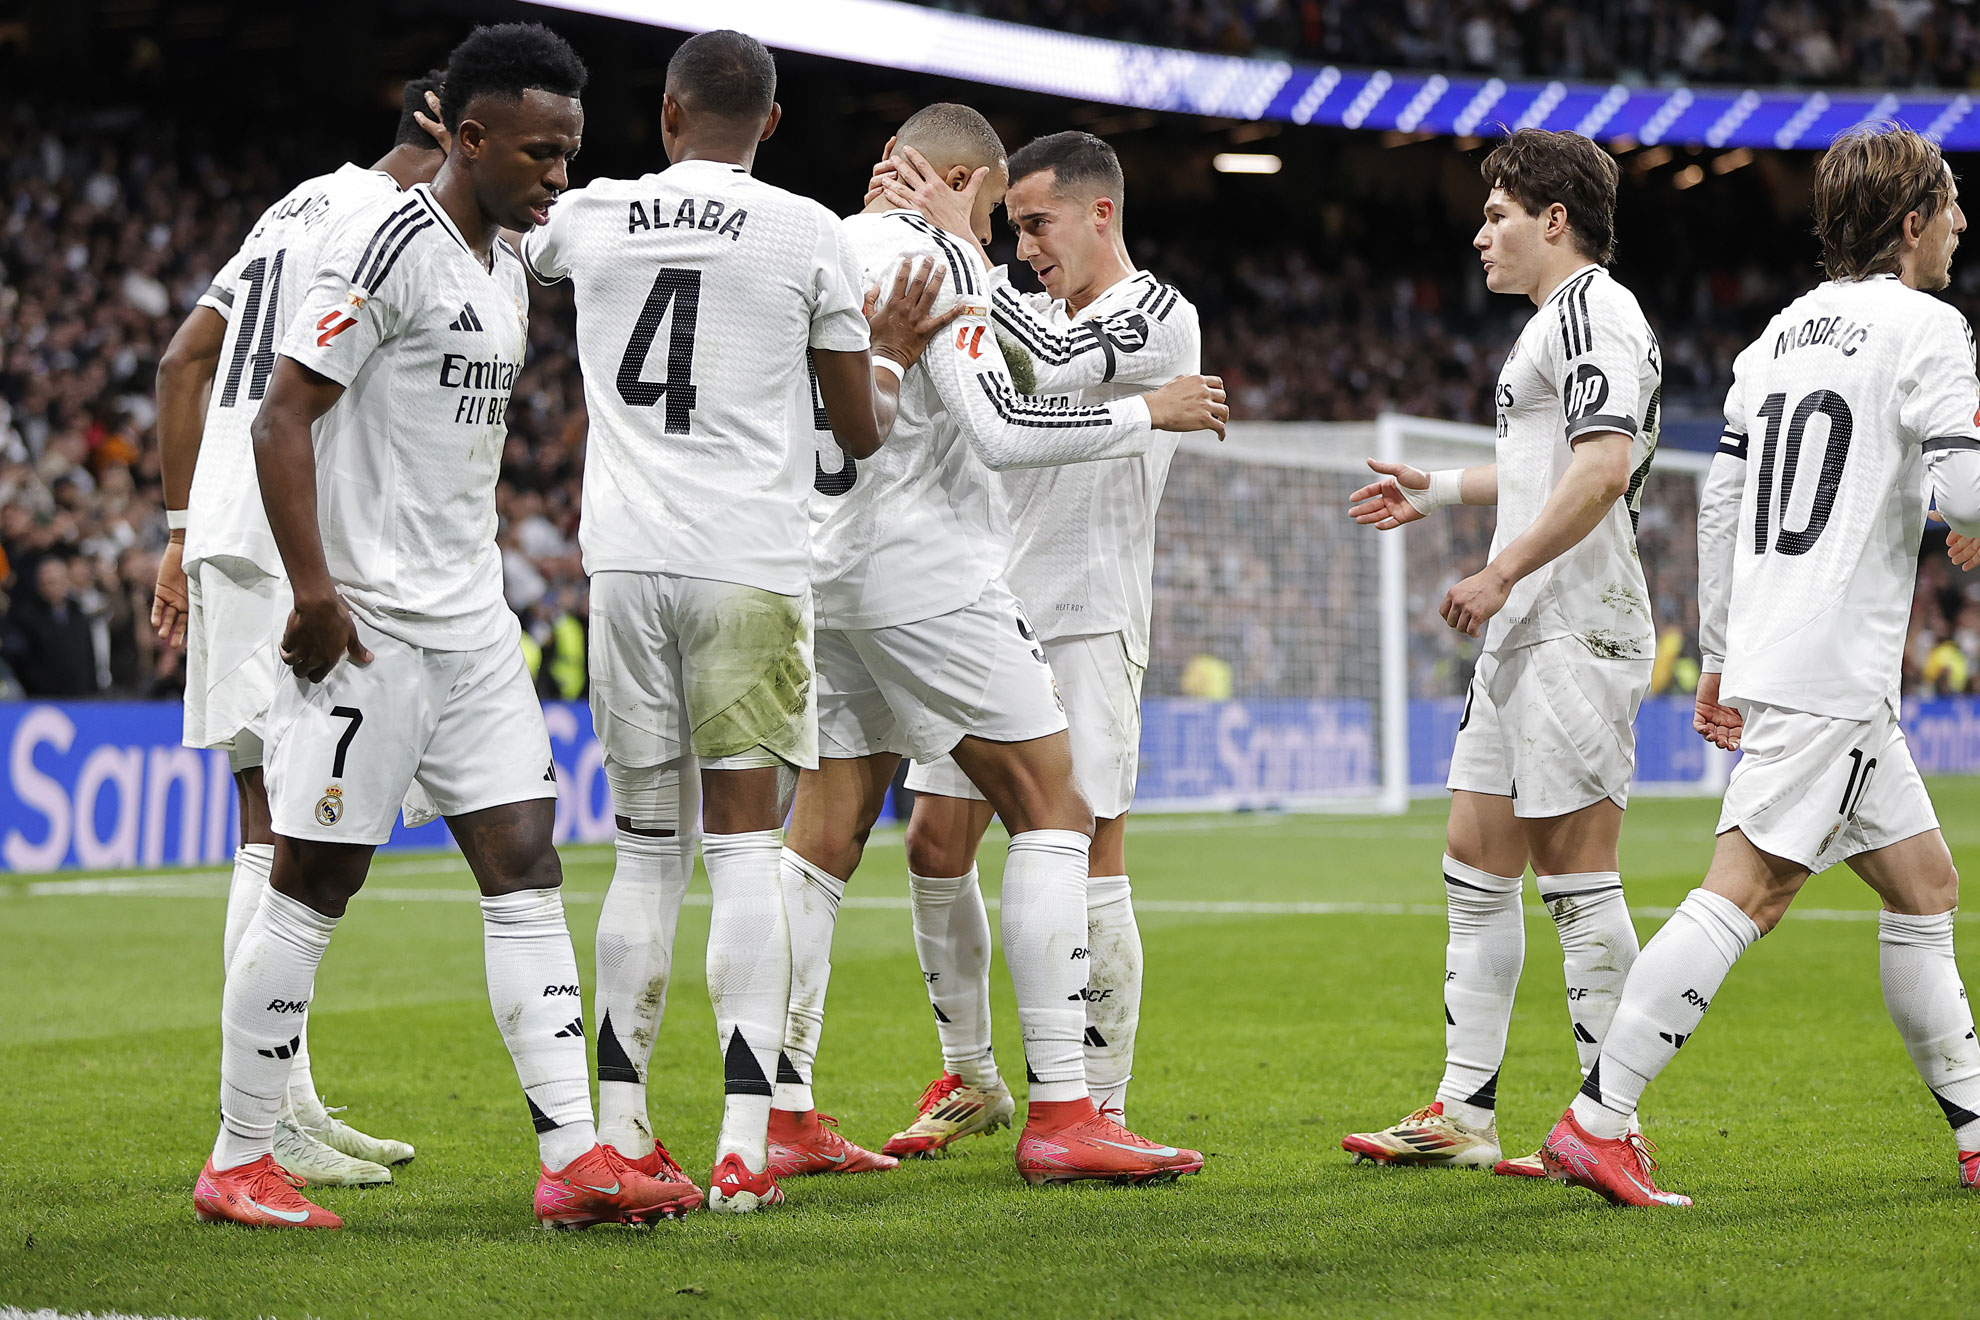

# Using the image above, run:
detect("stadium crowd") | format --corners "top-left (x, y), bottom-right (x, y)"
top-left (909, 0), bottom-right (1980, 89)
top-left (2, 102), bottom-right (1976, 704)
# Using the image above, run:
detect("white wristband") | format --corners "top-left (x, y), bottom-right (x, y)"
top-left (166, 508), bottom-right (190, 531)
top-left (1400, 468), bottom-right (1464, 515)
top-left (872, 354), bottom-right (905, 383)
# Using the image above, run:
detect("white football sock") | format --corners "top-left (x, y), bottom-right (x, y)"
top-left (218, 843), bottom-right (331, 1126)
top-left (480, 887), bottom-right (595, 1170)
top-left (1879, 909), bottom-right (1980, 1153)
top-left (1537, 871), bottom-right (1640, 1081)
top-left (774, 848), bottom-right (847, 1114)
top-left (594, 827), bottom-right (693, 1158)
top-left (702, 829), bottom-right (790, 1172)
top-left (221, 842), bottom-right (274, 973)
top-left (1435, 855), bottom-right (1524, 1130)
top-left (909, 867), bottom-right (1001, 1088)
top-left (1083, 873), bottom-right (1142, 1116)
top-left (283, 1024), bottom-right (326, 1126)
top-left (1000, 830), bottom-right (1091, 1104)
top-left (214, 887), bottom-right (336, 1170)
top-left (1572, 887), bottom-right (1759, 1139)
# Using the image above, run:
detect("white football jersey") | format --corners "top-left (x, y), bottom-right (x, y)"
top-left (522, 160), bottom-right (869, 597)
top-left (186, 163), bottom-right (402, 575)
top-left (990, 269), bottom-right (1202, 664)
top-left (809, 212), bottom-right (1153, 630)
top-left (281, 184), bottom-right (528, 652)
top-left (1487, 263), bottom-right (1661, 658)
top-left (1704, 275), bottom-right (1980, 719)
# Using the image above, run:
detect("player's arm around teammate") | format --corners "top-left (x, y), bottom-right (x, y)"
top-left (1342, 130), bottom-right (1659, 1177)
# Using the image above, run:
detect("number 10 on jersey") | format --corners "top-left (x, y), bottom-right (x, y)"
top-left (617, 266), bottom-right (702, 434)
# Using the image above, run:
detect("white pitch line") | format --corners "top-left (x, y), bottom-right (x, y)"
top-left (0, 876), bottom-right (1933, 925)
top-left (0, 1310), bottom-right (205, 1320)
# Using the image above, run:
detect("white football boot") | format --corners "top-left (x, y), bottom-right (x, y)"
top-left (273, 1113), bottom-right (393, 1187)
top-left (1341, 1101), bottom-right (1503, 1168)
top-left (293, 1094), bottom-right (416, 1168)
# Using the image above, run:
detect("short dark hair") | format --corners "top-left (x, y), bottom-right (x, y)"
top-left (393, 70), bottom-right (447, 151)
top-left (1479, 128), bottom-right (1620, 265)
top-left (666, 30), bottom-right (776, 123)
top-left (1008, 131), bottom-right (1125, 210)
top-left (438, 23), bottom-right (588, 131)
top-left (1814, 123), bottom-right (1954, 281)
top-left (896, 103), bottom-right (1005, 173)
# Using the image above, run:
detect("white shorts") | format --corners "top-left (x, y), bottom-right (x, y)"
top-left (905, 631), bottom-right (1144, 817)
top-left (263, 619), bottom-right (554, 846)
top-left (183, 557), bottom-right (285, 765)
top-left (817, 576), bottom-right (1066, 764)
top-left (1447, 636), bottom-right (1652, 819)
top-left (1717, 700), bottom-right (1938, 874)
top-left (588, 571), bottom-right (817, 792)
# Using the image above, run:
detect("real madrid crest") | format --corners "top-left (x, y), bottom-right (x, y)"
top-left (1817, 822), bottom-right (1841, 856)
top-left (316, 785), bottom-right (345, 827)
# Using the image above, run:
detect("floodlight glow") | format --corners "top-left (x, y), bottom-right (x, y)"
top-left (1214, 153), bottom-right (1282, 174)
top-left (522, 0), bottom-right (1980, 151)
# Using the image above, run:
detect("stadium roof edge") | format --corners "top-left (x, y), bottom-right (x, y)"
top-left (523, 0), bottom-right (1980, 151)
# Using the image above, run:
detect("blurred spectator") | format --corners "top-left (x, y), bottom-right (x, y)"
top-left (3, 94), bottom-right (1976, 715)
top-left (3, 556), bottom-right (99, 696)
top-left (908, 0), bottom-right (1980, 88)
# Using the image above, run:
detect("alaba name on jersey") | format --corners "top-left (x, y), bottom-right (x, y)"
top-left (1488, 263), bottom-right (1662, 658)
top-left (809, 211), bottom-right (1151, 631)
top-left (521, 159), bottom-right (869, 598)
top-left (988, 268), bottom-right (1203, 665)
top-left (187, 163), bottom-right (403, 575)
top-left (1706, 275), bottom-right (1980, 719)
top-left (282, 183), bottom-right (527, 652)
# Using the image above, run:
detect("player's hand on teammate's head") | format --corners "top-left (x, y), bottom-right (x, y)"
top-left (863, 136), bottom-right (900, 207)
top-left (1348, 459), bottom-right (1432, 530)
top-left (416, 89), bottom-right (453, 157)
top-left (281, 593), bottom-right (373, 684)
top-left (875, 145), bottom-right (989, 248)
top-left (1144, 374), bottom-right (1228, 439)
top-left (150, 537), bottom-right (189, 650)
top-left (867, 258), bottom-right (963, 370)
top-left (1692, 670), bottom-right (1743, 750)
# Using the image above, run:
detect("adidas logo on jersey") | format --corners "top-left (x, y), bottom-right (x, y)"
top-left (447, 303), bottom-right (485, 332)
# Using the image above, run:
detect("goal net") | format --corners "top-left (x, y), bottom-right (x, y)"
top-left (1137, 414), bottom-right (1728, 814)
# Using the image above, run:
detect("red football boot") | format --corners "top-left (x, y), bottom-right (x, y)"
top-left (767, 1109), bottom-right (899, 1178)
top-left (194, 1155), bottom-right (343, 1229)
top-left (1540, 1109), bottom-right (1691, 1208)
top-left (1015, 1099), bottom-right (1204, 1186)
top-left (535, 1143), bottom-right (702, 1229)
top-left (707, 1151), bottom-right (785, 1213)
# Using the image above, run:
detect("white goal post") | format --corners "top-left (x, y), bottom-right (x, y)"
top-left (1137, 415), bottom-right (1728, 815)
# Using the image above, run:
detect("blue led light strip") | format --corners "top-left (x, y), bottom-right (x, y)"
top-left (524, 0), bottom-right (1980, 150)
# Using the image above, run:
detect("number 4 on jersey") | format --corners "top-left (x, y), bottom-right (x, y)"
top-left (617, 266), bottom-right (702, 434)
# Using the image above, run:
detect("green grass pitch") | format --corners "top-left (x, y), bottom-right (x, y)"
top-left (5, 784), bottom-right (1980, 1319)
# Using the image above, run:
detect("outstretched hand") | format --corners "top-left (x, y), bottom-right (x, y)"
top-left (1348, 458), bottom-right (1433, 530)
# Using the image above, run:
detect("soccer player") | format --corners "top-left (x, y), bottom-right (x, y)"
top-left (864, 131), bottom-right (1215, 1156)
top-left (518, 31), bottom-right (951, 1212)
top-left (775, 105), bottom-right (1222, 1186)
top-left (1339, 128), bottom-right (1661, 1175)
top-left (153, 71), bottom-right (447, 1190)
top-left (1541, 124), bottom-right (1980, 1208)
top-left (195, 22), bottom-right (697, 1231)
